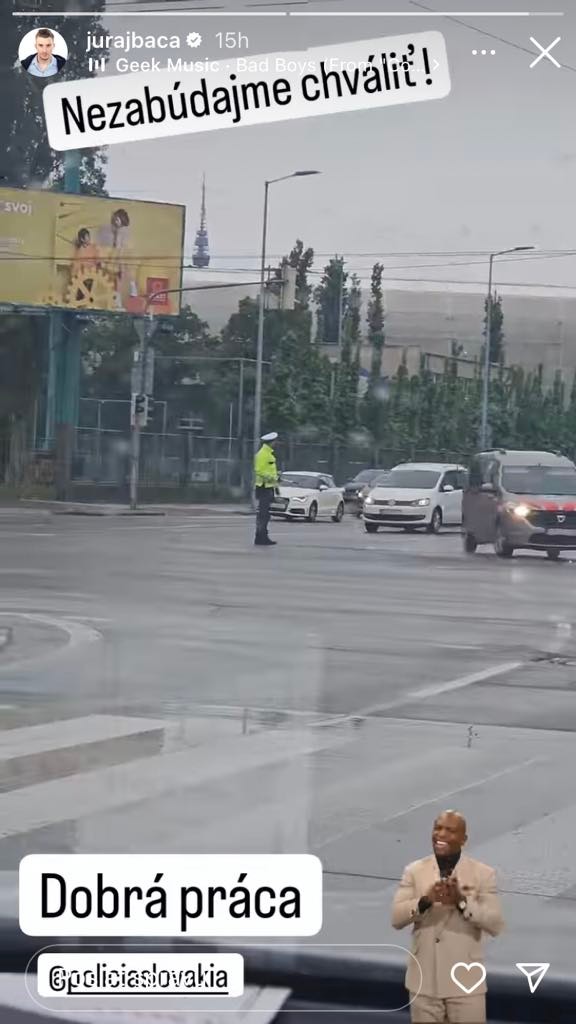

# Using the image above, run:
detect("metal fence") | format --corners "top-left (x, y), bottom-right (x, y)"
top-left (73, 429), bottom-right (245, 490)
top-left (3, 417), bottom-right (472, 496)
top-left (67, 430), bottom-right (471, 495)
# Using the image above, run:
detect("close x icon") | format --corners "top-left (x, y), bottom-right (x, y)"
top-left (529, 36), bottom-right (562, 69)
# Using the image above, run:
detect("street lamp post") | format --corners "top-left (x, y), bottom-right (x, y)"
top-left (253, 170), bottom-right (320, 457)
top-left (337, 260), bottom-right (345, 357)
top-left (480, 245), bottom-right (535, 449)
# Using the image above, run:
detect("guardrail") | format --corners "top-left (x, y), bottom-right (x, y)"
top-left (0, 929), bottom-right (574, 1022)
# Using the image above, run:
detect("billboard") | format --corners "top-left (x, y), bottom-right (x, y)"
top-left (0, 187), bottom-right (185, 315)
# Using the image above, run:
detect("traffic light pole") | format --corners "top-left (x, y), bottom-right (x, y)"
top-left (129, 311), bottom-right (153, 511)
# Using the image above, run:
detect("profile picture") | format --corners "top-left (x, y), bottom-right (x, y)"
top-left (18, 27), bottom-right (68, 78)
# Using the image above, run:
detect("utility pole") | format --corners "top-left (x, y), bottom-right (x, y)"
top-left (337, 260), bottom-right (345, 357)
top-left (480, 245), bottom-right (535, 449)
top-left (129, 312), bottom-right (154, 510)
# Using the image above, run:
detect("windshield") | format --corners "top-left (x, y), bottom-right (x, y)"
top-left (352, 470), bottom-right (380, 483)
top-left (281, 474), bottom-right (320, 489)
top-left (502, 467), bottom-right (576, 495)
top-left (378, 470), bottom-right (441, 490)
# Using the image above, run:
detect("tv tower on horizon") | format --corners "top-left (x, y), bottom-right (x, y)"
top-left (192, 174), bottom-right (210, 268)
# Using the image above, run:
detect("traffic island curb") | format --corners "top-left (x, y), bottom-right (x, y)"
top-left (52, 509), bottom-right (166, 517)
top-left (20, 499), bottom-right (253, 517)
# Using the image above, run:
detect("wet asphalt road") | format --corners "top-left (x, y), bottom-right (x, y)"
top-left (0, 505), bottom-right (575, 986)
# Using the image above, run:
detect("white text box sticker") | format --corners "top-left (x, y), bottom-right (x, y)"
top-left (19, 854), bottom-right (323, 936)
top-left (36, 952), bottom-right (244, 998)
top-left (43, 32), bottom-right (450, 150)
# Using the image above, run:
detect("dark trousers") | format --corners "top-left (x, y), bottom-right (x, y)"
top-left (255, 486), bottom-right (274, 540)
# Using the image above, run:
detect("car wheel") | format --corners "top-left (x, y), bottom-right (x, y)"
top-left (308, 501), bottom-right (318, 523)
top-left (546, 548), bottom-right (561, 561)
top-left (365, 522), bottom-right (379, 534)
top-left (494, 525), bottom-right (514, 558)
top-left (332, 502), bottom-right (345, 523)
top-left (463, 531), bottom-right (477, 553)
top-left (427, 508), bottom-right (442, 534)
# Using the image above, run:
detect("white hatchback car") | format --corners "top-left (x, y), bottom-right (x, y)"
top-left (363, 463), bottom-right (468, 534)
top-left (271, 471), bottom-right (345, 523)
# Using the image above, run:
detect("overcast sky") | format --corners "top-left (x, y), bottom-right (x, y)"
top-left (95, 0), bottom-right (576, 293)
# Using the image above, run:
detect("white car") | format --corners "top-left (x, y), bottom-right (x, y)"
top-left (271, 471), bottom-right (345, 523)
top-left (363, 462), bottom-right (468, 534)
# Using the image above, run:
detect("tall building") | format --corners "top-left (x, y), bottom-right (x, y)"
top-left (192, 175), bottom-right (210, 269)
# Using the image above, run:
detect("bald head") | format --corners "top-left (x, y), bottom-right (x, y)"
top-left (432, 810), bottom-right (468, 857)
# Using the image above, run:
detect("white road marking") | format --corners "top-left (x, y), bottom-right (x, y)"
top-left (0, 594), bottom-right (96, 603)
top-left (393, 660), bottom-right (524, 703)
top-left (0, 613), bottom-right (102, 650)
top-left (0, 569), bottom-right (53, 575)
top-left (316, 756), bottom-right (542, 851)
top-left (63, 615), bottom-right (112, 624)
top-left (0, 533), bottom-right (55, 538)
top-left (432, 643), bottom-right (485, 651)
top-left (0, 612), bottom-right (103, 672)
top-left (316, 661), bottom-right (524, 728)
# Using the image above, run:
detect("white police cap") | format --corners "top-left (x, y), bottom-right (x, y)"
top-left (261, 432), bottom-right (278, 442)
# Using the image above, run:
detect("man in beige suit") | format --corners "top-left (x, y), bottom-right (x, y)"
top-left (392, 811), bottom-right (504, 1023)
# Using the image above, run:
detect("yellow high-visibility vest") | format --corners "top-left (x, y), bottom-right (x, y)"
top-left (254, 443), bottom-right (278, 488)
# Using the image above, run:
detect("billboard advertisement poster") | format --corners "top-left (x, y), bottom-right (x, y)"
top-left (0, 187), bottom-right (185, 315)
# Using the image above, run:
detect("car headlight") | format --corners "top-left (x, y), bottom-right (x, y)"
top-left (510, 503), bottom-right (530, 518)
top-left (415, 498), bottom-right (430, 507)
top-left (364, 496), bottom-right (374, 505)
top-left (292, 496), bottom-right (308, 502)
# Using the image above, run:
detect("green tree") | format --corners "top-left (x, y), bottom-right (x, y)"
top-left (1, 0), bottom-right (107, 192)
top-left (0, 1), bottom-right (109, 480)
top-left (314, 256), bottom-right (346, 347)
top-left (367, 263), bottom-right (385, 382)
top-left (562, 371), bottom-right (576, 459)
top-left (220, 297), bottom-right (259, 359)
top-left (347, 273), bottom-right (363, 364)
top-left (81, 306), bottom-right (227, 433)
top-left (221, 281), bottom-right (317, 439)
top-left (483, 291), bottom-right (505, 365)
top-left (263, 329), bottom-right (331, 436)
top-left (288, 239), bottom-right (315, 308)
top-left (330, 275), bottom-right (363, 442)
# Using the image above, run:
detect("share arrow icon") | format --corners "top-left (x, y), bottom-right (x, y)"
top-left (516, 963), bottom-right (550, 994)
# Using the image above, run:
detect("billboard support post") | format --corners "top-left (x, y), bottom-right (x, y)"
top-left (53, 151), bottom-right (81, 499)
top-left (43, 313), bottom-right (59, 450)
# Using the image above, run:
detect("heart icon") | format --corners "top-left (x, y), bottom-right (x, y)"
top-left (450, 962), bottom-right (487, 994)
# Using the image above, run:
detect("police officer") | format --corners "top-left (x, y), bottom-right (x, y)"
top-left (254, 431), bottom-right (279, 546)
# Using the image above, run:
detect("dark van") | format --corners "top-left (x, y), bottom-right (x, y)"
top-left (462, 449), bottom-right (576, 559)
